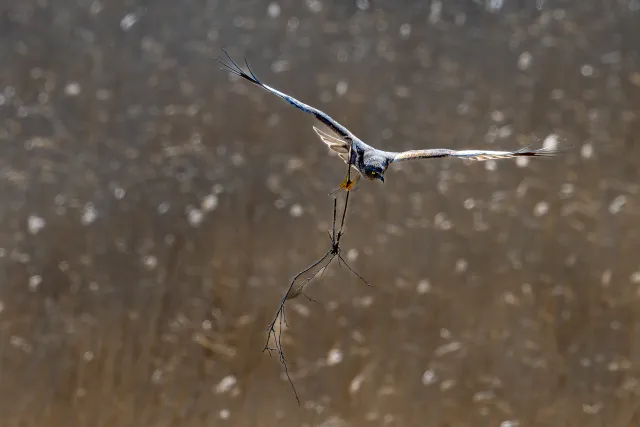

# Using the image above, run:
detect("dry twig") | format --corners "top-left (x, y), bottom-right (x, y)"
top-left (263, 146), bottom-right (371, 404)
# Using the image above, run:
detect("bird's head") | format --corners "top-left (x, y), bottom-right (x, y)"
top-left (363, 154), bottom-right (391, 183)
top-left (363, 165), bottom-right (385, 183)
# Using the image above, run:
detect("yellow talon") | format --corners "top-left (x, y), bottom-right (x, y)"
top-left (330, 168), bottom-right (358, 195)
top-left (340, 177), bottom-right (355, 191)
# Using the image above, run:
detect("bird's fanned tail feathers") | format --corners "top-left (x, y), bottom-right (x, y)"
top-left (312, 126), bottom-right (350, 162)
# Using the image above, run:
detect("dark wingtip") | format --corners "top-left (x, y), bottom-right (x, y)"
top-left (217, 48), bottom-right (262, 86)
top-left (515, 143), bottom-right (574, 157)
top-left (244, 57), bottom-right (261, 83)
top-left (537, 144), bottom-right (574, 156)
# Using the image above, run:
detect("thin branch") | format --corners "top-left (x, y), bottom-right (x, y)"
top-left (338, 252), bottom-right (373, 288)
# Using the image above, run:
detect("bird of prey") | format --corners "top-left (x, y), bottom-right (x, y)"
top-left (218, 49), bottom-right (564, 190)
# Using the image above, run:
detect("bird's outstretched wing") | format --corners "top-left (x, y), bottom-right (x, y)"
top-left (390, 144), bottom-right (566, 163)
top-left (217, 49), bottom-right (357, 142)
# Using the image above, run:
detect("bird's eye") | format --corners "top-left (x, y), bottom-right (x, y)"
top-left (370, 171), bottom-right (377, 175)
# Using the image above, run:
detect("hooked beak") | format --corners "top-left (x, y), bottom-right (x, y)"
top-left (378, 175), bottom-right (385, 183)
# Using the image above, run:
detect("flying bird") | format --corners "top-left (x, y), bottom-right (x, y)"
top-left (218, 49), bottom-right (564, 190)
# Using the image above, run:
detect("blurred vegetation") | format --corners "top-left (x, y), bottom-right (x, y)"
top-left (1, 1), bottom-right (640, 426)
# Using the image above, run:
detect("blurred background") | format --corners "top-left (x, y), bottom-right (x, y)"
top-left (1, 1), bottom-right (639, 426)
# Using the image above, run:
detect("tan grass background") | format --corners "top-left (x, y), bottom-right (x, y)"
top-left (1, 1), bottom-right (640, 426)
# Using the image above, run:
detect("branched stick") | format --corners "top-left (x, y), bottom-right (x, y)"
top-left (263, 142), bottom-right (371, 404)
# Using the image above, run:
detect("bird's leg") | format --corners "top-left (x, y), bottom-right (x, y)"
top-left (334, 144), bottom-right (357, 193)
top-left (329, 169), bottom-right (357, 195)
top-left (339, 171), bottom-right (357, 191)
